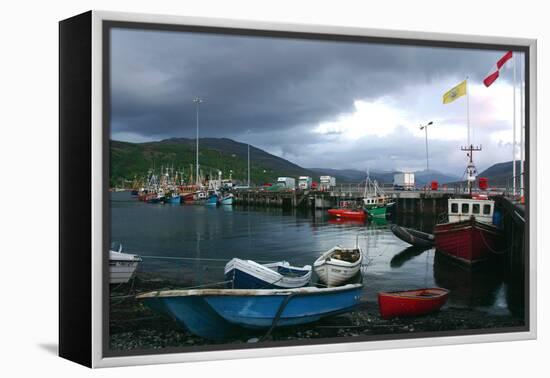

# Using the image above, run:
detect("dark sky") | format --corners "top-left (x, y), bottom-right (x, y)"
top-left (110, 27), bottom-right (525, 174)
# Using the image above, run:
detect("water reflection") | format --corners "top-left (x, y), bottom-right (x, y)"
top-left (390, 246), bottom-right (429, 269)
top-left (110, 192), bottom-right (524, 317)
top-left (433, 252), bottom-right (504, 308)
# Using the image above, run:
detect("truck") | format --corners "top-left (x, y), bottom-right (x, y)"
top-left (298, 176), bottom-right (313, 190)
top-left (277, 177), bottom-right (296, 189)
top-left (319, 176), bottom-right (336, 191)
top-left (393, 172), bottom-right (415, 190)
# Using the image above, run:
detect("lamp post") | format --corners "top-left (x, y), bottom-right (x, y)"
top-left (419, 121), bottom-right (434, 173)
top-left (193, 97), bottom-right (204, 187)
top-left (246, 129), bottom-right (251, 188)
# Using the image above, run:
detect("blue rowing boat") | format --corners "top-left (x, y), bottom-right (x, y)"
top-left (137, 284), bottom-right (362, 340)
top-left (224, 258), bottom-right (312, 289)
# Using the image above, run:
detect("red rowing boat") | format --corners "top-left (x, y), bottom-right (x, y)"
top-left (378, 288), bottom-right (450, 319)
top-left (327, 208), bottom-right (366, 220)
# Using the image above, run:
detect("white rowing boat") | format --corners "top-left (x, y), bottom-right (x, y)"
top-left (314, 245), bottom-right (363, 287)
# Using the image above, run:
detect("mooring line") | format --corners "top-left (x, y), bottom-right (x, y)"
top-left (139, 255), bottom-right (278, 264)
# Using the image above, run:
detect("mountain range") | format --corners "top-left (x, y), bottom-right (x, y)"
top-left (110, 137), bottom-right (510, 188)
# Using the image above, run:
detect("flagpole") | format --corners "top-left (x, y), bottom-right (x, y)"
top-left (520, 52), bottom-right (524, 199)
top-left (512, 53), bottom-right (517, 197)
top-left (466, 77), bottom-right (470, 147)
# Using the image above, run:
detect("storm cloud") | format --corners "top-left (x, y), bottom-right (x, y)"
top-left (110, 27), bottom-right (525, 174)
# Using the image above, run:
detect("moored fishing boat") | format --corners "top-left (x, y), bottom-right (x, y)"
top-left (433, 199), bottom-right (504, 264)
top-left (165, 192), bottom-right (181, 204)
top-left (362, 172), bottom-right (394, 218)
top-left (136, 284), bottom-right (363, 340)
top-left (205, 193), bottom-right (219, 205)
top-left (391, 224), bottom-right (435, 248)
top-left (181, 192), bottom-right (196, 203)
top-left (109, 244), bottom-right (142, 284)
top-left (327, 208), bottom-right (366, 220)
top-left (314, 245), bottom-right (363, 287)
top-left (219, 193), bottom-right (234, 205)
top-left (224, 258), bottom-right (312, 289)
top-left (378, 288), bottom-right (450, 319)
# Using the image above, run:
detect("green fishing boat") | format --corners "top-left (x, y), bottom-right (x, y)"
top-left (362, 172), bottom-right (394, 218)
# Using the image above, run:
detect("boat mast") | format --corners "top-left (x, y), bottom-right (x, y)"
top-left (461, 144), bottom-right (481, 195)
top-left (193, 97), bottom-right (204, 188)
top-left (460, 77), bottom-right (481, 196)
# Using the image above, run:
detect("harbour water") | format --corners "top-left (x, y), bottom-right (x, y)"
top-left (110, 191), bottom-right (525, 317)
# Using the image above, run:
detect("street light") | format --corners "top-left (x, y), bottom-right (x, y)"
top-left (419, 121), bottom-right (434, 172)
top-left (246, 129), bottom-right (251, 188)
top-left (193, 97), bottom-right (204, 187)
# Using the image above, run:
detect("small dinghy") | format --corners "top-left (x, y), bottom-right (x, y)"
top-left (224, 258), bottom-right (312, 289)
top-left (314, 245), bottom-right (363, 287)
top-left (390, 224), bottom-right (435, 248)
top-left (109, 244), bottom-right (142, 284)
top-left (378, 288), bottom-right (450, 319)
top-left (137, 284), bottom-right (363, 340)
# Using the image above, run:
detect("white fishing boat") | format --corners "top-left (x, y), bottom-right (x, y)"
top-left (219, 193), bottom-right (234, 205)
top-left (109, 244), bottom-right (142, 284)
top-left (314, 245), bottom-right (363, 287)
top-left (224, 258), bottom-right (312, 289)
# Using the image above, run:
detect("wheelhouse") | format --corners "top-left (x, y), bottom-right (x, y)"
top-left (448, 198), bottom-right (494, 224)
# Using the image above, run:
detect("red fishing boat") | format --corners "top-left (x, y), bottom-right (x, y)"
top-left (434, 201), bottom-right (504, 264)
top-left (181, 192), bottom-right (196, 203)
top-left (433, 144), bottom-right (505, 264)
top-left (327, 208), bottom-right (366, 220)
top-left (378, 288), bottom-right (450, 319)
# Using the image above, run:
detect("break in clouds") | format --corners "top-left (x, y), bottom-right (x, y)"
top-left (110, 28), bottom-right (525, 175)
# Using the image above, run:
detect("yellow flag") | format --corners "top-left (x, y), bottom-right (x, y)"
top-left (443, 80), bottom-right (467, 104)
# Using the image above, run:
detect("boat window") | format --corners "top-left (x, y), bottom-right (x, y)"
top-left (483, 204), bottom-right (491, 215)
top-left (472, 204), bottom-right (480, 214)
top-left (451, 203), bottom-right (458, 213)
top-left (461, 203), bottom-right (469, 214)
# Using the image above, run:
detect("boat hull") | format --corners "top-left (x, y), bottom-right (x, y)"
top-left (109, 261), bottom-right (140, 284)
top-left (165, 195), bottom-right (181, 204)
top-left (314, 247), bottom-right (363, 287)
top-left (205, 195), bottom-right (218, 205)
top-left (434, 218), bottom-right (504, 264)
top-left (327, 209), bottom-right (366, 220)
top-left (378, 288), bottom-right (449, 319)
top-left (207, 286), bottom-right (361, 328)
top-left (365, 206), bottom-right (387, 218)
top-left (220, 196), bottom-right (234, 205)
top-left (141, 296), bottom-right (241, 340)
top-left (390, 224), bottom-right (435, 248)
top-left (138, 285), bottom-right (363, 339)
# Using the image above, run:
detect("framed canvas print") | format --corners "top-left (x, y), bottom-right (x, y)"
top-left (59, 10), bottom-right (537, 368)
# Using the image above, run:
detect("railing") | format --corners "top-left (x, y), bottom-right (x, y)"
top-left (505, 173), bottom-right (525, 202)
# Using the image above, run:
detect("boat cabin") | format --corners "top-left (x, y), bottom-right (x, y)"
top-left (363, 195), bottom-right (391, 207)
top-left (448, 198), bottom-right (494, 224)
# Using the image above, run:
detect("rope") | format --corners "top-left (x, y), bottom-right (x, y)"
top-left (172, 280), bottom-right (233, 290)
top-left (260, 293), bottom-right (297, 342)
top-left (139, 255), bottom-right (278, 264)
top-left (480, 230), bottom-right (510, 255)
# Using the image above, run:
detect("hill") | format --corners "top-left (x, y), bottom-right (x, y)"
top-left (110, 138), bottom-right (317, 187)
top-left (477, 161), bottom-right (522, 187)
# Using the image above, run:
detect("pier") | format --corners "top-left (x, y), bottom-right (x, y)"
top-left (234, 187), bottom-right (458, 215)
